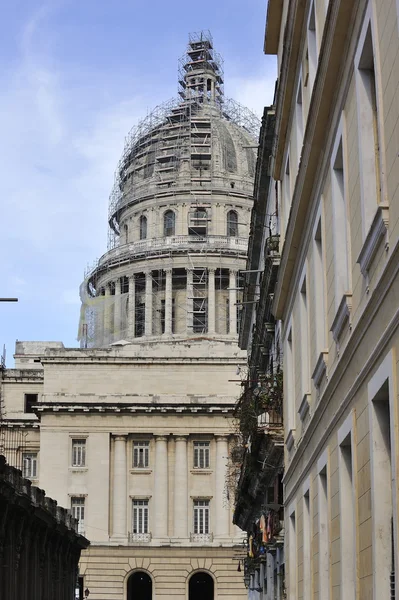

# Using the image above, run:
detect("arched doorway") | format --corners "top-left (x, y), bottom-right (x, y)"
top-left (188, 571), bottom-right (214, 600)
top-left (127, 571), bottom-right (152, 600)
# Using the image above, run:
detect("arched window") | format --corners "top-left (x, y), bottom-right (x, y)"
top-left (163, 210), bottom-right (175, 237)
top-left (189, 571), bottom-right (214, 600)
top-left (140, 215), bottom-right (147, 240)
top-left (227, 210), bottom-right (238, 237)
top-left (124, 223), bottom-right (129, 243)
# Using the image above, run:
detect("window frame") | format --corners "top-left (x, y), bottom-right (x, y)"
top-left (71, 439), bottom-right (86, 468)
top-left (22, 452), bottom-right (38, 479)
top-left (226, 210), bottom-right (238, 237)
top-left (163, 210), bottom-right (175, 237)
top-left (133, 441), bottom-right (150, 469)
top-left (132, 499), bottom-right (149, 534)
top-left (193, 499), bottom-right (210, 534)
top-left (193, 441), bottom-right (210, 469)
top-left (71, 496), bottom-right (85, 535)
top-left (139, 215), bottom-right (147, 240)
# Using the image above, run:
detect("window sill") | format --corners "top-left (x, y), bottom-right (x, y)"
top-left (130, 468), bottom-right (152, 474)
top-left (330, 293), bottom-right (352, 343)
top-left (298, 394), bottom-right (311, 422)
top-left (312, 351), bottom-right (328, 389)
top-left (69, 467), bottom-right (88, 472)
top-left (190, 469), bottom-right (212, 475)
top-left (357, 203), bottom-right (389, 276)
top-left (285, 429), bottom-right (296, 452)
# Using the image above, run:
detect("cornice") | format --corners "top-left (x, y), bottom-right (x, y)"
top-left (35, 403), bottom-right (235, 415)
top-left (357, 203), bottom-right (389, 276)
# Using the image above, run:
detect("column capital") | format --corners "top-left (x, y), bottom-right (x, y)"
top-left (113, 434), bottom-right (127, 442)
top-left (208, 267), bottom-right (216, 274)
top-left (154, 435), bottom-right (168, 442)
top-left (164, 268), bottom-right (173, 275)
top-left (215, 435), bottom-right (229, 443)
top-left (128, 273), bottom-right (135, 281)
top-left (174, 435), bottom-right (188, 442)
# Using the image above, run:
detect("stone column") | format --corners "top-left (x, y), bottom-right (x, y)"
top-left (114, 278), bottom-right (121, 339)
top-left (165, 269), bottom-right (173, 335)
top-left (145, 270), bottom-right (153, 336)
top-left (174, 436), bottom-right (188, 539)
top-left (186, 269), bottom-right (193, 333)
top-left (103, 283), bottom-right (112, 345)
top-left (112, 435), bottom-right (127, 540)
top-left (208, 268), bottom-right (216, 333)
top-left (229, 270), bottom-right (237, 334)
top-left (154, 436), bottom-right (168, 539)
top-left (128, 274), bottom-right (135, 339)
top-left (215, 436), bottom-right (230, 538)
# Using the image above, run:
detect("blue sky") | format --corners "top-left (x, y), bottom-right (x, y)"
top-left (0, 0), bottom-right (276, 365)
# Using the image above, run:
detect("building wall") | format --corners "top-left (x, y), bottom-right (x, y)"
top-left (266, 0), bottom-right (399, 597)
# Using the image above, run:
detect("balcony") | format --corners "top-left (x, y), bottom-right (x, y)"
top-left (90, 236), bottom-right (248, 274)
top-left (128, 532), bottom-right (152, 544)
top-left (190, 532), bottom-right (213, 544)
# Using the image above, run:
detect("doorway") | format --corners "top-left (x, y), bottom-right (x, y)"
top-left (127, 571), bottom-right (152, 600)
top-left (188, 571), bottom-right (214, 600)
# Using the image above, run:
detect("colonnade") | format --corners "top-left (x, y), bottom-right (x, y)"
top-left (100, 267), bottom-right (238, 341)
top-left (110, 434), bottom-right (231, 542)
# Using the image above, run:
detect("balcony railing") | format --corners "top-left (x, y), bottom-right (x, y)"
top-left (94, 236), bottom-right (248, 270)
top-left (190, 532), bottom-right (213, 543)
top-left (128, 532), bottom-right (152, 543)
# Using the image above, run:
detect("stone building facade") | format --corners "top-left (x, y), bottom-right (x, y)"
top-left (0, 32), bottom-right (260, 600)
top-left (264, 1), bottom-right (399, 599)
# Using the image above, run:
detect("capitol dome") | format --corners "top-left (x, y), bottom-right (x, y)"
top-left (79, 31), bottom-right (260, 348)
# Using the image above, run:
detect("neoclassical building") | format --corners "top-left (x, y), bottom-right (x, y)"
top-left (263, 1), bottom-right (399, 599)
top-left (0, 32), bottom-right (260, 600)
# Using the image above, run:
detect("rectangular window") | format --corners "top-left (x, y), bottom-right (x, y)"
top-left (193, 442), bottom-right (210, 469)
top-left (285, 325), bottom-right (295, 435)
top-left (22, 452), bottom-right (37, 478)
top-left (307, 2), bottom-right (317, 91)
top-left (355, 15), bottom-right (381, 236)
top-left (288, 509), bottom-right (297, 599)
top-left (313, 215), bottom-right (326, 354)
top-left (303, 491), bottom-right (311, 598)
top-left (194, 500), bottom-right (209, 534)
top-left (133, 441), bottom-right (149, 468)
top-left (331, 131), bottom-right (350, 309)
top-left (24, 393), bottom-right (38, 413)
top-left (339, 426), bottom-right (356, 598)
top-left (369, 375), bottom-right (394, 597)
top-left (318, 466), bottom-right (329, 599)
top-left (71, 439), bottom-right (86, 467)
top-left (282, 154), bottom-right (291, 234)
top-left (132, 500), bottom-right (149, 534)
top-left (71, 497), bottom-right (85, 535)
top-left (299, 275), bottom-right (310, 399)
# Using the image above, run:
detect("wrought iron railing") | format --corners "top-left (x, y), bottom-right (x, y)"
top-left (190, 532), bottom-right (213, 543)
top-left (128, 532), bottom-right (152, 543)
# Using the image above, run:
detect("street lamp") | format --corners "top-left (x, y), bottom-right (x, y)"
top-left (84, 589), bottom-right (90, 598)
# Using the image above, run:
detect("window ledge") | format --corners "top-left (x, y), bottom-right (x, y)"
top-left (130, 468), bottom-right (152, 474)
top-left (357, 203), bottom-right (389, 276)
top-left (190, 469), bottom-right (212, 475)
top-left (69, 467), bottom-right (88, 472)
top-left (298, 394), bottom-right (311, 422)
top-left (331, 293), bottom-right (352, 343)
top-left (312, 351), bottom-right (328, 388)
top-left (285, 429), bottom-right (296, 452)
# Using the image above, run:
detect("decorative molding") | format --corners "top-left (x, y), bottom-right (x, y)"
top-left (357, 203), bottom-right (389, 276)
top-left (330, 293), bottom-right (352, 343)
top-left (298, 393), bottom-right (311, 422)
top-left (130, 469), bottom-right (152, 475)
top-left (312, 351), bottom-right (329, 388)
top-left (285, 429), bottom-right (296, 452)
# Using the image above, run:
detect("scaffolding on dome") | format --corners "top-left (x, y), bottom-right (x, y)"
top-left (78, 31), bottom-right (259, 348)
